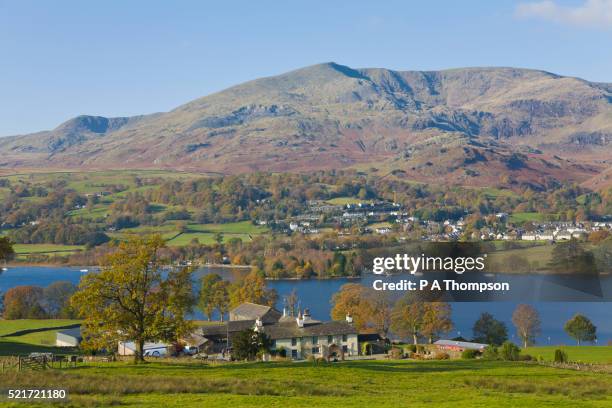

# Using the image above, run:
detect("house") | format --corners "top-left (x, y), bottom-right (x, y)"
top-left (229, 302), bottom-right (282, 323)
top-left (56, 327), bottom-right (82, 347)
top-left (200, 303), bottom-right (359, 360)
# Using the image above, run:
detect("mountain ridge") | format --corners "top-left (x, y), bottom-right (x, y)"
top-left (1, 63), bottom-right (610, 189)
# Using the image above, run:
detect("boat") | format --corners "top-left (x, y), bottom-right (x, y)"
top-left (1, 267), bottom-right (7, 271)
top-left (80, 268), bottom-right (89, 273)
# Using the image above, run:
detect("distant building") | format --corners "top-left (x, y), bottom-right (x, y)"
top-left (55, 327), bottom-right (82, 347)
top-left (434, 339), bottom-right (488, 353)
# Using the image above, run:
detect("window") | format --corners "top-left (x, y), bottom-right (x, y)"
top-left (291, 350), bottom-right (298, 359)
top-left (312, 336), bottom-right (318, 345)
top-left (312, 347), bottom-right (320, 354)
top-left (271, 340), bottom-right (276, 348)
top-left (342, 334), bottom-right (348, 342)
top-left (327, 335), bottom-right (333, 344)
top-left (342, 345), bottom-right (348, 353)
top-left (291, 338), bottom-right (297, 346)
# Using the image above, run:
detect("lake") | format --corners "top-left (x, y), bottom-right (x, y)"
top-left (1, 265), bottom-right (611, 346)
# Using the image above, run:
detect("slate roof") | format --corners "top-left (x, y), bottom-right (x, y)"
top-left (230, 302), bottom-right (282, 323)
top-left (199, 319), bottom-right (357, 340)
top-left (57, 327), bottom-right (82, 339)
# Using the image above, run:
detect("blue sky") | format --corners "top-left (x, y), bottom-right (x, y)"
top-left (1, 0), bottom-right (611, 136)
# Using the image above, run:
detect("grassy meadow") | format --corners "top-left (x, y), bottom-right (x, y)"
top-left (0, 319), bottom-right (82, 356)
top-left (0, 359), bottom-right (611, 407)
top-left (524, 346), bottom-right (612, 364)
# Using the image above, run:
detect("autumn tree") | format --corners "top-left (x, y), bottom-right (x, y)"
top-left (390, 293), bottom-right (425, 345)
top-left (564, 314), bottom-right (597, 345)
top-left (199, 273), bottom-right (222, 321)
top-left (511, 304), bottom-right (541, 348)
top-left (421, 302), bottom-right (453, 344)
top-left (71, 235), bottom-right (195, 363)
top-left (2, 285), bottom-right (46, 319)
top-left (211, 279), bottom-right (230, 322)
top-left (229, 267), bottom-right (277, 308)
top-left (330, 283), bottom-right (373, 331)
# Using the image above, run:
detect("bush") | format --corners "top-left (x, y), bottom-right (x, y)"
top-left (500, 341), bottom-right (521, 361)
top-left (407, 344), bottom-right (417, 353)
top-left (388, 347), bottom-right (403, 359)
top-left (518, 354), bottom-right (534, 361)
top-left (482, 346), bottom-right (499, 360)
top-left (276, 347), bottom-right (287, 358)
top-left (433, 352), bottom-right (450, 360)
top-left (554, 349), bottom-right (568, 363)
top-left (416, 345), bottom-right (425, 354)
top-left (461, 349), bottom-right (478, 359)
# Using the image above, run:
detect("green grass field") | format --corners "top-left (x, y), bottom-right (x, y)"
top-left (12, 244), bottom-right (85, 255)
top-left (525, 346), bottom-right (612, 364)
top-left (0, 319), bottom-right (82, 356)
top-left (0, 319), bottom-right (81, 337)
top-left (326, 197), bottom-right (372, 205)
top-left (508, 212), bottom-right (552, 224)
top-left (0, 359), bottom-right (610, 407)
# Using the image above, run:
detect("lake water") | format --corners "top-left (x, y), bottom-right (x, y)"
top-left (1, 265), bottom-right (611, 346)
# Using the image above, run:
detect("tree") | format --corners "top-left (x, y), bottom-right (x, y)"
top-left (229, 268), bottom-right (277, 308)
top-left (283, 288), bottom-right (299, 317)
top-left (211, 280), bottom-right (230, 322)
top-left (70, 235), bottom-right (195, 363)
top-left (472, 312), bottom-right (508, 346)
top-left (3, 285), bottom-right (46, 319)
top-left (0, 237), bottom-right (15, 263)
top-left (564, 314), bottom-right (597, 345)
top-left (199, 273), bottom-right (222, 321)
top-left (43, 281), bottom-right (77, 318)
top-left (548, 239), bottom-right (596, 274)
top-left (330, 284), bottom-right (372, 331)
top-left (390, 294), bottom-right (425, 345)
top-left (421, 302), bottom-right (453, 344)
top-left (511, 304), bottom-right (541, 348)
top-left (232, 328), bottom-right (271, 361)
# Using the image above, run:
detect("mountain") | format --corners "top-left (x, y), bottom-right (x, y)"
top-left (1, 62), bottom-right (611, 189)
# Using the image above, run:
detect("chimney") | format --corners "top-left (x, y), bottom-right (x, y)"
top-left (303, 308), bottom-right (311, 323)
top-left (254, 317), bottom-right (263, 332)
top-left (346, 313), bottom-right (353, 324)
top-left (296, 311), bottom-right (304, 328)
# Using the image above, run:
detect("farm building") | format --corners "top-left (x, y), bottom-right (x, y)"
top-left (56, 327), bottom-right (82, 347)
top-left (434, 339), bottom-right (488, 354)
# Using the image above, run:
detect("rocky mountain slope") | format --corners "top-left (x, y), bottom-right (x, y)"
top-left (1, 62), bottom-right (610, 189)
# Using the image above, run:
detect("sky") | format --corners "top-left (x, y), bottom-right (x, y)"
top-left (1, 0), bottom-right (611, 136)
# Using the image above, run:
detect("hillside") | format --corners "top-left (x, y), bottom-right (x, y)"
top-left (1, 62), bottom-right (611, 189)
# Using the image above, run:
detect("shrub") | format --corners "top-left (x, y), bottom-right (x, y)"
top-left (500, 341), bottom-right (521, 361)
top-left (518, 354), bottom-right (534, 361)
top-left (407, 344), bottom-right (417, 353)
top-left (416, 345), bottom-right (425, 354)
top-left (554, 349), bottom-right (568, 363)
top-left (388, 348), bottom-right (403, 359)
top-left (277, 347), bottom-right (287, 358)
top-left (433, 352), bottom-right (450, 360)
top-left (482, 346), bottom-right (499, 360)
top-left (461, 349), bottom-right (478, 359)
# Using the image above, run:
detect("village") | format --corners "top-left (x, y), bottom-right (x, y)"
top-left (270, 199), bottom-right (612, 243)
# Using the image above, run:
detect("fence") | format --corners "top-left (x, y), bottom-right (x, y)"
top-left (0, 355), bottom-right (78, 373)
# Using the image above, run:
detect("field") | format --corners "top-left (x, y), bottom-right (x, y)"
top-left (0, 359), bottom-right (611, 407)
top-left (0, 319), bottom-right (81, 355)
top-left (12, 244), bottom-right (85, 259)
top-left (508, 212), bottom-right (548, 223)
top-left (525, 346), bottom-right (612, 364)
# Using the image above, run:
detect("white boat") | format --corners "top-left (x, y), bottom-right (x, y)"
top-left (80, 268), bottom-right (89, 273)
top-left (1, 267), bottom-right (7, 271)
